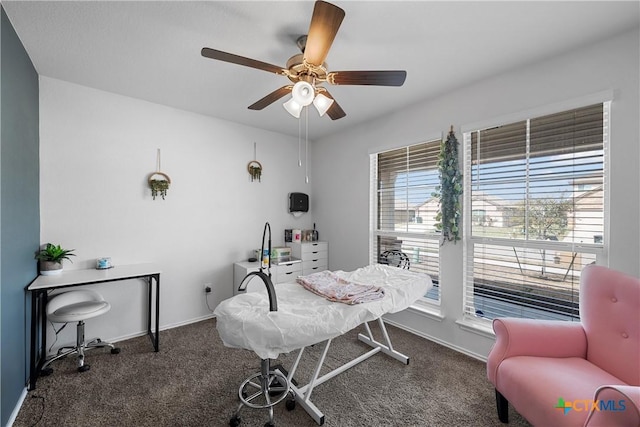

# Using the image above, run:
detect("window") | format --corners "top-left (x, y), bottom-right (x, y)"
top-left (370, 141), bottom-right (441, 303)
top-left (463, 102), bottom-right (609, 323)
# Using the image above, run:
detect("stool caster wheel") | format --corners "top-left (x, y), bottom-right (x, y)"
top-left (111, 347), bottom-right (121, 354)
top-left (40, 367), bottom-right (54, 376)
top-left (78, 364), bottom-right (91, 373)
top-left (264, 423), bottom-right (275, 427)
top-left (229, 415), bottom-right (241, 427)
top-left (285, 399), bottom-right (296, 411)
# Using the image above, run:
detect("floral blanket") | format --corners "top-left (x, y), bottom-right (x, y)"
top-left (296, 270), bottom-right (385, 304)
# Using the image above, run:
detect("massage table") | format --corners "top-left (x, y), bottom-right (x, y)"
top-left (214, 264), bottom-right (432, 426)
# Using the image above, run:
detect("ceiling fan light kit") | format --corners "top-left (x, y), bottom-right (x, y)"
top-left (201, 0), bottom-right (406, 121)
top-left (292, 81), bottom-right (315, 106)
top-left (312, 93), bottom-right (333, 117)
top-left (283, 98), bottom-right (303, 118)
top-left (283, 81), bottom-right (335, 118)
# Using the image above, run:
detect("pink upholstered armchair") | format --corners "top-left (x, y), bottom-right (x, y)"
top-left (487, 264), bottom-right (640, 427)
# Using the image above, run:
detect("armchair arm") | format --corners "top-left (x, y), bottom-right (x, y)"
top-left (584, 385), bottom-right (640, 427)
top-left (487, 318), bottom-right (587, 384)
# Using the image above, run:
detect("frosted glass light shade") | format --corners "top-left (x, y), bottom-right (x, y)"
top-left (283, 98), bottom-right (303, 118)
top-left (291, 81), bottom-right (314, 106)
top-left (313, 93), bottom-right (334, 117)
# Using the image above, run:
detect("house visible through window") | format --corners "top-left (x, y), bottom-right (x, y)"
top-left (370, 140), bottom-right (441, 304)
top-left (463, 102), bottom-right (609, 323)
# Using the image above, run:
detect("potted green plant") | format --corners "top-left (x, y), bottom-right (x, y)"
top-left (35, 243), bottom-right (75, 275)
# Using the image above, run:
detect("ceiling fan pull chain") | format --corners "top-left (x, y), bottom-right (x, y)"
top-left (298, 114), bottom-right (302, 167)
top-left (305, 107), bottom-right (309, 184)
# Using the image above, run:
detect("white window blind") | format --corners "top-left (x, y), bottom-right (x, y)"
top-left (463, 102), bottom-right (609, 322)
top-left (370, 141), bottom-right (441, 303)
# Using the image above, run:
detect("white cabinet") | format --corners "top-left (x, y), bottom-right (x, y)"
top-left (233, 260), bottom-right (302, 295)
top-left (290, 241), bottom-right (328, 275)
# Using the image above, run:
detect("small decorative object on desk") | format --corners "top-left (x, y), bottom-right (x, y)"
top-left (35, 243), bottom-right (75, 276)
top-left (302, 230), bottom-right (314, 242)
top-left (96, 257), bottom-right (113, 269)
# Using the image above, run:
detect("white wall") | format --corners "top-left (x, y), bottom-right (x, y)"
top-left (312, 28), bottom-right (640, 359)
top-left (39, 77), bottom-right (315, 347)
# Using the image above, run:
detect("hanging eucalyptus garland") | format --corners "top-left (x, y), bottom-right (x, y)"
top-left (433, 126), bottom-right (463, 244)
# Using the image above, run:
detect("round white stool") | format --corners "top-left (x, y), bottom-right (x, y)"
top-left (41, 289), bottom-right (120, 374)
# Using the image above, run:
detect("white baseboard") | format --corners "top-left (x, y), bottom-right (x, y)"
top-left (383, 318), bottom-right (488, 363)
top-left (6, 387), bottom-right (28, 427)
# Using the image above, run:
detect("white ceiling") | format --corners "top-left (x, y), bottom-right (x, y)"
top-left (3, 1), bottom-right (639, 140)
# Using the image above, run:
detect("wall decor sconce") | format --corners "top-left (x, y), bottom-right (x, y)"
top-left (148, 149), bottom-right (171, 200)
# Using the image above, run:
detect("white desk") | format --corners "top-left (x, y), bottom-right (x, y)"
top-left (26, 263), bottom-right (161, 390)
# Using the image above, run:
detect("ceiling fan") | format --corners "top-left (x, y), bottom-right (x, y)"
top-left (201, 0), bottom-right (407, 120)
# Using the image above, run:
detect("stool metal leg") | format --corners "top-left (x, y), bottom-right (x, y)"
top-left (76, 321), bottom-right (89, 372)
top-left (40, 320), bottom-right (120, 375)
top-left (230, 359), bottom-right (291, 426)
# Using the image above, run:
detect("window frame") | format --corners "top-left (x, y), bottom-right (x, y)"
top-left (369, 139), bottom-right (442, 307)
top-left (461, 97), bottom-right (611, 328)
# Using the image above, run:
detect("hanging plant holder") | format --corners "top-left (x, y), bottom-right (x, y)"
top-left (148, 172), bottom-right (171, 200)
top-left (248, 142), bottom-right (263, 182)
top-left (247, 160), bottom-right (262, 182)
top-left (148, 149), bottom-right (170, 200)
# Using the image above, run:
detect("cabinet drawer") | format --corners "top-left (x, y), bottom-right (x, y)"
top-left (302, 259), bottom-right (328, 272)
top-left (275, 262), bottom-right (302, 283)
top-left (301, 250), bottom-right (327, 263)
top-left (303, 265), bottom-right (328, 275)
top-left (299, 242), bottom-right (328, 255)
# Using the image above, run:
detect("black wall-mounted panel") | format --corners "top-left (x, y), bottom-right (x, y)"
top-left (289, 192), bottom-right (309, 212)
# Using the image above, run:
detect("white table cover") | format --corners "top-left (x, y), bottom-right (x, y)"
top-left (214, 264), bottom-right (432, 359)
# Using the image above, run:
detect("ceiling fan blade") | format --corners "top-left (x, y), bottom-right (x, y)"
top-left (248, 86), bottom-right (292, 110)
top-left (303, 1), bottom-right (345, 66)
top-left (322, 90), bottom-right (346, 120)
top-left (327, 70), bottom-right (407, 86)
top-left (201, 47), bottom-right (286, 75)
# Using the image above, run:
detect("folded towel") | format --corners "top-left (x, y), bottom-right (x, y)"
top-left (296, 270), bottom-right (385, 305)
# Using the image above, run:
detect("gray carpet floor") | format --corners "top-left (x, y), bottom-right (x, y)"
top-left (14, 318), bottom-right (531, 427)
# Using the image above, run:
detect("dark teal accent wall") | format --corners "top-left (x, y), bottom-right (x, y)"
top-left (1, 6), bottom-right (40, 425)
